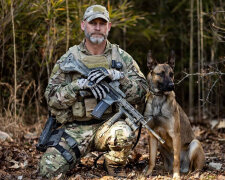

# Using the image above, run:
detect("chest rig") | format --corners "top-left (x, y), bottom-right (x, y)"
top-left (66, 44), bottom-right (123, 121)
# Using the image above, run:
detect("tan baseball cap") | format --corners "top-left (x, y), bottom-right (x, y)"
top-left (83, 5), bottom-right (110, 22)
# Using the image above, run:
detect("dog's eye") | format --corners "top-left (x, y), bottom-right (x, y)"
top-left (169, 72), bottom-right (174, 77)
top-left (157, 71), bottom-right (165, 77)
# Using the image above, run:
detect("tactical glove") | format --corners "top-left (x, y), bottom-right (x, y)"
top-left (77, 78), bottom-right (109, 100)
top-left (87, 68), bottom-right (124, 83)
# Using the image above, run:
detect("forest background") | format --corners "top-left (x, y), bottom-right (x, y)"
top-left (0, 0), bottom-right (225, 179)
top-left (0, 0), bottom-right (225, 139)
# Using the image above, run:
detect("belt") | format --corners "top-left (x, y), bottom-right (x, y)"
top-left (73, 119), bottom-right (106, 125)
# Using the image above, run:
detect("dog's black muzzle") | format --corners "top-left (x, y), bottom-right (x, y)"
top-left (158, 82), bottom-right (174, 92)
top-left (167, 82), bottom-right (174, 91)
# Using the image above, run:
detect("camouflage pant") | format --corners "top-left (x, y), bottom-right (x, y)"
top-left (38, 119), bottom-right (135, 178)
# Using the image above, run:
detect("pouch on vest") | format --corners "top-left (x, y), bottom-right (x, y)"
top-left (84, 98), bottom-right (113, 118)
top-left (72, 101), bottom-right (85, 118)
top-left (85, 98), bottom-right (97, 118)
top-left (82, 55), bottom-right (109, 69)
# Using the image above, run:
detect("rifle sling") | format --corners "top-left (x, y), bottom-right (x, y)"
top-left (132, 99), bottom-right (147, 150)
top-left (132, 123), bottom-right (142, 150)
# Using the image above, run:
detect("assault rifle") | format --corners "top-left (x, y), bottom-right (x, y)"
top-left (60, 53), bottom-right (165, 144)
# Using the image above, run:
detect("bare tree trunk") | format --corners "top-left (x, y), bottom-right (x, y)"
top-left (53, 17), bottom-right (56, 65)
top-left (217, 85), bottom-right (220, 122)
top-left (46, 0), bottom-right (51, 78)
top-left (36, 80), bottom-right (40, 122)
top-left (197, 0), bottom-right (201, 122)
top-left (189, 0), bottom-right (194, 119)
top-left (66, 0), bottom-right (70, 51)
top-left (200, 0), bottom-right (204, 121)
top-left (121, 1), bottom-right (126, 50)
top-left (0, 0), bottom-right (5, 115)
top-left (1, 0), bottom-right (5, 80)
top-left (209, 12), bottom-right (217, 120)
top-left (180, 29), bottom-right (185, 108)
top-left (11, 0), bottom-right (17, 122)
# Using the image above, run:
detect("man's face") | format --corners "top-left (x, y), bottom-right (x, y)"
top-left (81, 18), bottom-right (111, 44)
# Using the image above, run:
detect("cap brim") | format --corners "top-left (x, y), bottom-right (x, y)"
top-left (86, 14), bottom-right (109, 22)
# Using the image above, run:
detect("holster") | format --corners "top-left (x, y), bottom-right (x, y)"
top-left (46, 128), bottom-right (81, 164)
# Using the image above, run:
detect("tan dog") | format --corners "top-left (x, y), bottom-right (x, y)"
top-left (143, 51), bottom-right (205, 179)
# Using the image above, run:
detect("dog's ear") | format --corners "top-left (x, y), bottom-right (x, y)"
top-left (168, 50), bottom-right (175, 69)
top-left (147, 50), bottom-right (157, 71)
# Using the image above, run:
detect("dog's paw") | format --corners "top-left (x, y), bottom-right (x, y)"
top-left (172, 173), bottom-right (181, 180)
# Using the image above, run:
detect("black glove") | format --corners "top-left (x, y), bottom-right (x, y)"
top-left (77, 78), bottom-right (109, 99)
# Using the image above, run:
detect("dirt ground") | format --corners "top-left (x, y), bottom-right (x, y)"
top-left (0, 123), bottom-right (224, 180)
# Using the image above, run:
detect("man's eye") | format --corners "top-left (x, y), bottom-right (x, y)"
top-left (100, 22), bottom-right (106, 25)
top-left (89, 21), bottom-right (96, 25)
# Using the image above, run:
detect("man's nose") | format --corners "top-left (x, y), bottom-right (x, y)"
top-left (94, 23), bottom-right (100, 30)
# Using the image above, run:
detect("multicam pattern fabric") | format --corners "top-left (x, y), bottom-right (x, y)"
top-left (39, 120), bottom-right (135, 178)
top-left (40, 40), bottom-right (147, 178)
top-left (94, 120), bottom-right (135, 165)
top-left (83, 5), bottom-right (110, 22)
top-left (39, 122), bottom-right (100, 178)
top-left (45, 40), bottom-right (147, 123)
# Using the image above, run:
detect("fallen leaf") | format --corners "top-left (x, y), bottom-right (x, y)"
top-left (217, 120), bottom-right (225, 129)
top-left (20, 160), bottom-right (28, 168)
top-left (99, 176), bottom-right (115, 180)
top-left (209, 162), bottom-right (222, 170)
top-left (218, 175), bottom-right (225, 180)
top-left (24, 132), bottom-right (38, 139)
top-left (0, 131), bottom-right (13, 142)
top-left (71, 174), bottom-right (84, 180)
top-left (192, 126), bottom-right (205, 137)
top-left (9, 160), bottom-right (20, 169)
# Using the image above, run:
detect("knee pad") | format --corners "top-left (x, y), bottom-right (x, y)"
top-left (108, 121), bottom-right (135, 149)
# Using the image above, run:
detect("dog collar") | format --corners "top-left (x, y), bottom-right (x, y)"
top-left (149, 87), bottom-right (164, 96)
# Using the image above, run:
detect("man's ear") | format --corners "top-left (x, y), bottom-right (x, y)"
top-left (147, 50), bottom-right (157, 71)
top-left (81, 21), bottom-right (85, 31)
top-left (168, 50), bottom-right (175, 69)
top-left (108, 22), bottom-right (112, 32)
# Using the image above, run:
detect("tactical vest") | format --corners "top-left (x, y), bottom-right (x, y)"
top-left (64, 44), bottom-right (124, 122)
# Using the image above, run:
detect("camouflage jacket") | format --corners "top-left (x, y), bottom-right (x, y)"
top-left (45, 40), bottom-right (148, 123)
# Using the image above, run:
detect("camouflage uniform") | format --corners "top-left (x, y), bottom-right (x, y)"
top-left (39, 40), bottom-right (148, 178)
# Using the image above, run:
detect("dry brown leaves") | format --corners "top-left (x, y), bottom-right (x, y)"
top-left (0, 124), bottom-right (224, 180)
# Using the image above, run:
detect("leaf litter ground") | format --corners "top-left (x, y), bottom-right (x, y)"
top-left (0, 125), bottom-right (224, 180)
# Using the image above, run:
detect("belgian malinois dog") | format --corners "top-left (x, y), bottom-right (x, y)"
top-left (143, 51), bottom-right (205, 179)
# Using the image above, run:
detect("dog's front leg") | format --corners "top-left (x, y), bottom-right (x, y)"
top-left (143, 134), bottom-right (158, 176)
top-left (172, 131), bottom-right (181, 179)
top-left (169, 112), bottom-right (181, 179)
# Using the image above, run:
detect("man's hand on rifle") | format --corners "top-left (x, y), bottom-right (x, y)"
top-left (77, 78), bottom-right (109, 99)
top-left (87, 68), bottom-right (125, 83)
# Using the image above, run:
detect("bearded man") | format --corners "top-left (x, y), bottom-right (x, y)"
top-left (38, 4), bottom-right (148, 178)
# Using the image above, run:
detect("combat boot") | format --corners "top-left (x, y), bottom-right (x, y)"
top-left (103, 159), bottom-right (127, 178)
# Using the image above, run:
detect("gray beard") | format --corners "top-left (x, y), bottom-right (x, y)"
top-left (89, 36), bottom-right (104, 44)
top-left (84, 29), bottom-right (108, 44)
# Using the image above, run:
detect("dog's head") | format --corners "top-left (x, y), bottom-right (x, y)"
top-left (146, 50), bottom-right (175, 94)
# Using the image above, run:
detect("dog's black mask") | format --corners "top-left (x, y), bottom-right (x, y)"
top-left (158, 81), bottom-right (174, 92)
